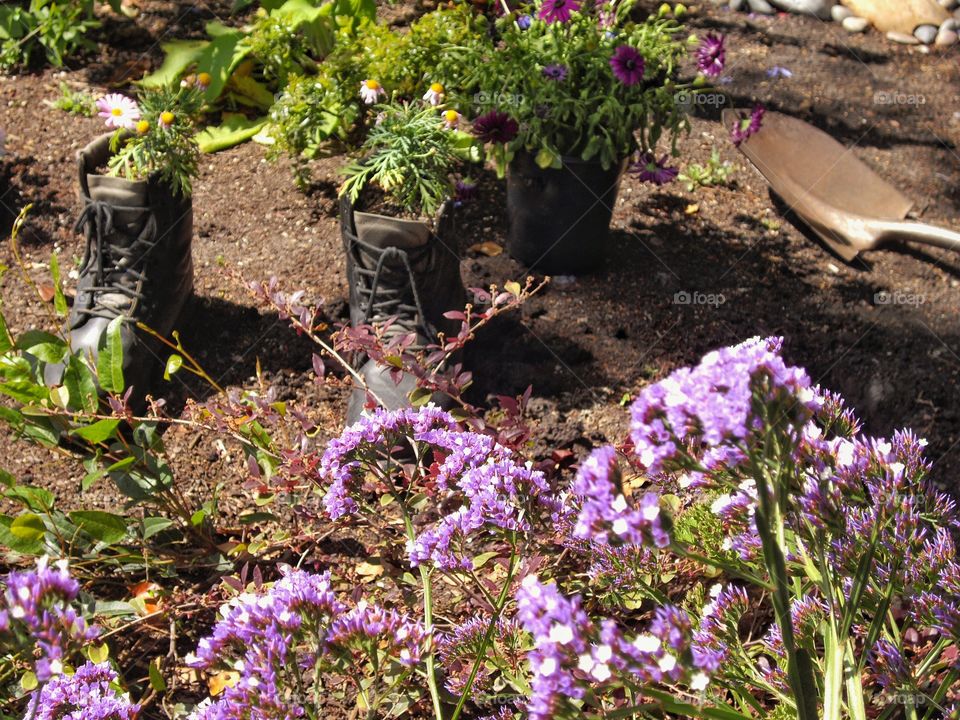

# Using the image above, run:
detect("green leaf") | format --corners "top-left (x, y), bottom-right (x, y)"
top-left (196, 115), bottom-right (267, 153)
top-left (64, 354), bottom-right (99, 413)
top-left (139, 39), bottom-right (210, 87)
top-left (163, 354), bottom-right (183, 381)
top-left (472, 551), bottom-right (499, 570)
top-left (9, 513), bottom-right (46, 542)
top-left (142, 516), bottom-right (175, 539)
top-left (87, 643), bottom-right (110, 664)
top-left (149, 658), bottom-right (167, 692)
top-left (4, 485), bottom-right (55, 512)
top-left (70, 418), bottom-right (121, 445)
top-left (49, 253), bottom-right (68, 317)
top-left (0, 309), bottom-right (14, 354)
top-left (97, 316), bottom-right (125, 393)
top-left (535, 146), bottom-right (559, 170)
top-left (20, 671), bottom-right (38, 692)
top-left (68, 510), bottom-right (129, 544)
top-left (94, 600), bottom-right (138, 618)
top-left (0, 515), bottom-right (44, 554)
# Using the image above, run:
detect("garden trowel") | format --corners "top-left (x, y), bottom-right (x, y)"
top-left (722, 109), bottom-right (960, 261)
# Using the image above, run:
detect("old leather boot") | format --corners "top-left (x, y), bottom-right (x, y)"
top-left (341, 196), bottom-right (466, 424)
top-left (44, 134), bottom-right (194, 405)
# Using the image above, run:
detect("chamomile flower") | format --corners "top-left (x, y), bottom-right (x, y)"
top-left (96, 94), bottom-right (141, 131)
top-left (360, 79), bottom-right (386, 105)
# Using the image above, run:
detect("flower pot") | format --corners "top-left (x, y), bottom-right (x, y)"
top-left (506, 151), bottom-right (626, 275)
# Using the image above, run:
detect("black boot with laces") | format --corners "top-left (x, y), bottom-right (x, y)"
top-left (340, 196), bottom-right (466, 425)
top-left (44, 134), bottom-right (194, 405)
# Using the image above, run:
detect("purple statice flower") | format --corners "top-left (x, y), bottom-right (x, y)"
top-left (629, 337), bottom-right (817, 478)
top-left (409, 456), bottom-right (562, 570)
top-left (868, 639), bottom-right (913, 691)
top-left (326, 601), bottom-right (425, 666)
top-left (696, 34), bottom-right (726, 78)
top-left (319, 404), bottom-right (458, 518)
top-left (693, 584), bottom-right (748, 671)
top-left (1, 557), bottom-right (99, 681)
top-left (517, 13), bottom-right (532, 29)
top-left (766, 65), bottom-right (793, 79)
top-left (539, 0), bottom-right (580, 24)
top-left (570, 446), bottom-right (670, 548)
top-left (629, 152), bottom-right (679, 185)
top-left (610, 45), bottom-right (645, 86)
top-left (563, 537), bottom-right (657, 586)
top-left (436, 615), bottom-right (524, 693)
top-left (472, 110), bottom-right (519, 144)
top-left (24, 662), bottom-right (139, 720)
top-left (187, 567), bottom-right (424, 720)
top-left (731, 104), bottom-right (765, 147)
top-left (542, 64), bottom-right (568, 81)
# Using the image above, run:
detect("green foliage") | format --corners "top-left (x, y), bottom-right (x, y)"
top-left (340, 101), bottom-right (480, 217)
top-left (462, 0), bottom-right (692, 172)
top-left (51, 81), bottom-right (96, 117)
top-left (107, 84), bottom-right (204, 197)
top-left (0, 0), bottom-right (108, 72)
top-left (269, 6), bottom-right (486, 168)
top-left (679, 149), bottom-right (738, 191)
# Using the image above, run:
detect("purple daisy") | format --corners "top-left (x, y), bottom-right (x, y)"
top-left (539, 0), bottom-right (580, 24)
top-left (610, 45), bottom-right (645, 86)
top-left (629, 152), bottom-right (679, 186)
top-left (696, 34), bottom-right (726, 78)
top-left (542, 64), bottom-right (568, 81)
top-left (472, 110), bottom-right (519, 144)
top-left (731, 104), bottom-right (765, 147)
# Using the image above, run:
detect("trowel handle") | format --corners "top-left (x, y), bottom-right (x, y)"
top-left (872, 220), bottom-right (960, 254)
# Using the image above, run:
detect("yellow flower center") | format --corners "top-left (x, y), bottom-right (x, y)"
top-left (430, 82), bottom-right (444, 94)
top-left (364, 79), bottom-right (381, 90)
top-left (111, 107), bottom-right (123, 116)
top-left (136, 120), bottom-right (150, 134)
top-left (444, 110), bottom-right (459, 123)
top-left (197, 72), bottom-right (212, 87)
top-left (160, 111), bottom-right (175, 126)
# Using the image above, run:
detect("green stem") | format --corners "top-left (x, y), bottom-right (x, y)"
top-left (449, 544), bottom-right (519, 720)
top-left (403, 510), bottom-right (445, 720)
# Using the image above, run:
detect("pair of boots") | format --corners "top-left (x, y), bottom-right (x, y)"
top-left (47, 135), bottom-right (465, 424)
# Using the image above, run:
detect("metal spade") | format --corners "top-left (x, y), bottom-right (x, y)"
top-left (722, 109), bottom-right (960, 261)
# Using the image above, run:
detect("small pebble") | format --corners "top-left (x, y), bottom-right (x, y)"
top-left (936, 27), bottom-right (959, 45)
top-left (842, 16), bottom-right (869, 32)
top-left (939, 0), bottom-right (958, 9)
top-left (831, 4), bottom-right (852, 21)
top-left (887, 30), bottom-right (921, 44)
top-left (914, 24), bottom-right (939, 44)
top-left (729, 0), bottom-right (745, 9)
top-left (768, 0), bottom-right (832, 16)
top-left (941, 18), bottom-right (958, 31)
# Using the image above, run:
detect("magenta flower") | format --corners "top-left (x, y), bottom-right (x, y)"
top-left (472, 110), bottom-right (519, 144)
top-left (542, 64), bottom-right (568, 81)
top-left (539, 0), bottom-right (580, 24)
top-left (96, 94), bottom-right (141, 131)
top-left (610, 45), bottom-right (645, 86)
top-left (731, 104), bottom-right (765, 147)
top-left (696, 34), bottom-right (726, 78)
top-left (630, 152), bottom-right (679, 185)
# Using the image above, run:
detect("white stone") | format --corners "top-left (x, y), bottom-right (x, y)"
top-left (941, 18), bottom-right (959, 31)
top-left (746, 0), bottom-right (777, 13)
top-left (768, 0), bottom-right (832, 17)
top-left (887, 30), bottom-right (921, 43)
top-left (914, 23), bottom-right (939, 43)
top-left (936, 27), bottom-right (959, 44)
top-left (831, 4), bottom-right (853, 21)
top-left (939, 0), bottom-right (958, 9)
top-left (843, 16), bottom-right (870, 32)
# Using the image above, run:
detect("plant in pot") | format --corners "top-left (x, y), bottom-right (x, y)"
top-left (41, 81), bottom-right (204, 407)
top-left (462, 1), bottom-right (722, 274)
top-left (339, 96), bottom-right (481, 424)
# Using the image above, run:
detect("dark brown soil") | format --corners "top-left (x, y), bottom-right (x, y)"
top-left (2, 0), bottom-right (960, 519)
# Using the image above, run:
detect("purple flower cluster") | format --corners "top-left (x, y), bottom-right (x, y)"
top-left (628, 336), bottom-right (817, 481)
top-left (318, 404), bottom-right (458, 518)
top-left (23, 662), bottom-right (139, 720)
top-left (516, 575), bottom-right (716, 720)
top-left (609, 45), bottom-right (645, 86)
top-left (187, 567), bottom-right (424, 719)
top-left (693, 584), bottom-right (748, 670)
top-left (435, 615), bottom-right (524, 694)
top-left (0, 557), bottom-right (99, 681)
top-left (731, 104), bottom-right (765, 147)
top-left (696, 34), bottom-right (726, 78)
top-left (570, 446), bottom-right (670, 548)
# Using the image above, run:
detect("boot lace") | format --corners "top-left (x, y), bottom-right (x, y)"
top-left (355, 242), bottom-right (435, 346)
top-left (73, 200), bottom-right (159, 321)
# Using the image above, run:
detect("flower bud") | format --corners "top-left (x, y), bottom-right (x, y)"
top-left (136, 120), bottom-right (150, 134)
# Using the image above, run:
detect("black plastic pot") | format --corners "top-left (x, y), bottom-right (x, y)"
top-left (506, 151), bottom-right (625, 274)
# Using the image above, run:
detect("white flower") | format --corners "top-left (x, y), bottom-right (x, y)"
top-left (442, 109), bottom-right (461, 129)
top-left (591, 662), bottom-right (611, 681)
top-left (96, 93), bottom-right (141, 131)
top-left (423, 82), bottom-right (445, 106)
top-left (690, 672), bottom-right (710, 691)
top-left (549, 623), bottom-right (574, 645)
top-left (359, 79), bottom-right (386, 105)
top-left (632, 633), bottom-right (660, 653)
top-left (658, 653), bottom-right (677, 672)
top-left (539, 657), bottom-right (558, 677)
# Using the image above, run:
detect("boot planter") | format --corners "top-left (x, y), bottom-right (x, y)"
top-left (44, 133), bottom-right (194, 404)
top-left (340, 195), bottom-right (466, 424)
top-left (506, 151), bottom-right (627, 275)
